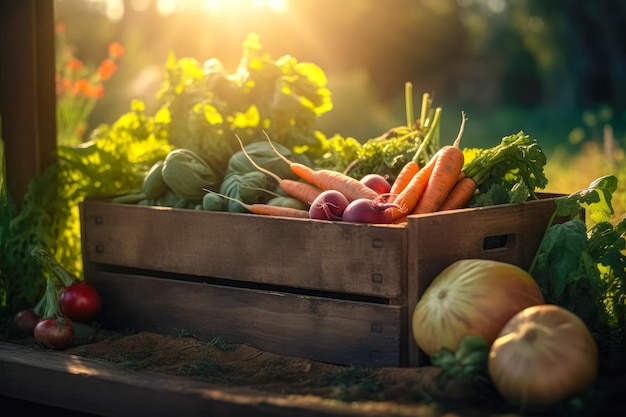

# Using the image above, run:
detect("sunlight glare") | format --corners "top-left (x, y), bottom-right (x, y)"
top-left (130, 0), bottom-right (152, 12)
top-left (204, 0), bottom-right (221, 11)
top-left (267, 0), bottom-right (287, 13)
top-left (157, 0), bottom-right (178, 15)
top-left (92, 0), bottom-right (294, 16)
top-left (105, 0), bottom-right (125, 21)
top-left (200, 0), bottom-right (288, 14)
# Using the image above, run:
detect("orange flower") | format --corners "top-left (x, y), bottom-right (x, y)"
top-left (59, 78), bottom-right (73, 94)
top-left (67, 58), bottom-right (84, 71)
top-left (93, 84), bottom-right (105, 99)
top-left (108, 42), bottom-right (125, 59)
top-left (73, 79), bottom-right (97, 98)
top-left (56, 22), bottom-right (66, 34)
top-left (98, 59), bottom-right (118, 80)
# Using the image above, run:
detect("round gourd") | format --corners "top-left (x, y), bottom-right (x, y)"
top-left (488, 304), bottom-right (598, 410)
top-left (412, 259), bottom-right (545, 356)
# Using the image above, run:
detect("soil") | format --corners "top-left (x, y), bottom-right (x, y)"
top-left (3, 325), bottom-right (512, 417)
top-left (4, 324), bottom-right (625, 417)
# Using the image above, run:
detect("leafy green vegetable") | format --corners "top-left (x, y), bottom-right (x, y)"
top-left (312, 134), bottom-right (362, 174)
top-left (347, 112), bottom-right (439, 181)
top-left (202, 192), bottom-right (224, 212)
top-left (219, 141), bottom-right (311, 212)
top-left (429, 335), bottom-right (491, 385)
top-left (314, 87), bottom-right (441, 182)
top-left (157, 32), bottom-right (332, 179)
top-left (551, 175), bottom-right (617, 224)
top-left (529, 175), bottom-right (625, 351)
top-left (1, 162), bottom-right (59, 315)
top-left (1, 100), bottom-right (171, 319)
top-left (0, 162), bottom-right (97, 318)
top-left (220, 171), bottom-right (268, 213)
top-left (462, 131), bottom-right (548, 206)
top-left (225, 141), bottom-right (311, 179)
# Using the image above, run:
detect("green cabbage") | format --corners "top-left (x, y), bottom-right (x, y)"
top-left (220, 141), bottom-right (312, 213)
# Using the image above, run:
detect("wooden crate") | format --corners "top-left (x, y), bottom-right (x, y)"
top-left (80, 195), bottom-right (561, 368)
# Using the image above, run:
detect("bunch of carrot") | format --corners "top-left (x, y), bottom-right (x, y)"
top-left (388, 112), bottom-right (477, 223)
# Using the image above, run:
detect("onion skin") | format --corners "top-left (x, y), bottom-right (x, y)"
top-left (488, 304), bottom-right (598, 410)
top-left (412, 259), bottom-right (545, 356)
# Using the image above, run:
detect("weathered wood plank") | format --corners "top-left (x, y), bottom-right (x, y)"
top-left (87, 271), bottom-right (405, 367)
top-left (0, 342), bottom-right (373, 417)
top-left (0, 0), bottom-right (57, 205)
top-left (80, 201), bottom-right (406, 299)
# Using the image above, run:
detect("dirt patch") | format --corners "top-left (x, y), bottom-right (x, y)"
top-left (4, 325), bottom-right (625, 417)
top-left (5, 326), bottom-right (510, 416)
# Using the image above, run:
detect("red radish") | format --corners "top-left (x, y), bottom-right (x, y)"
top-left (309, 190), bottom-right (350, 221)
top-left (13, 309), bottom-right (40, 333)
top-left (59, 282), bottom-right (102, 323)
top-left (34, 316), bottom-right (74, 349)
top-left (342, 196), bottom-right (399, 224)
top-left (31, 247), bottom-right (102, 323)
top-left (360, 174), bottom-right (391, 195)
top-left (32, 279), bottom-right (75, 349)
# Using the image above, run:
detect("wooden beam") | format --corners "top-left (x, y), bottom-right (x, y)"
top-left (0, 0), bottom-right (57, 205)
top-left (0, 342), bottom-right (357, 417)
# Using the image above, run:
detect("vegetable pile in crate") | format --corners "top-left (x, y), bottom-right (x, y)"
top-left (116, 105), bottom-right (549, 225)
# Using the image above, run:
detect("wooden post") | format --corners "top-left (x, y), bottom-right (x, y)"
top-left (0, 0), bottom-right (57, 205)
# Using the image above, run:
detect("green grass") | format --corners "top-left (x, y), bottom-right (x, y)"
top-left (545, 140), bottom-right (626, 222)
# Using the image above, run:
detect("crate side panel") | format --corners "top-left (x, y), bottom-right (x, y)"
top-left (87, 271), bottom-right (405, 367)
top-left (80, 200), bottom-right (405, 298)
top-left (404, 197), bottom-right (558, 366)
top-left (409, 197), bottom-right (557, 288)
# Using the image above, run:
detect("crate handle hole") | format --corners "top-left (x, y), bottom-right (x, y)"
top-left (483, 233), bottom-right (516, 251)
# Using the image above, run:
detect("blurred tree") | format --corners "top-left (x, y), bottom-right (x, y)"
top-left (461, 0), bottom-right (626, 112)
top-left (53, 0), bottom-right (470, 119)
top-left (288, 0), bottom-right (468, 101)
top-left (52, 0), bottom-right (626, 147)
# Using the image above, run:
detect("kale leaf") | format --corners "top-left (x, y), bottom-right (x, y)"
top-left (529, 175), bottom-right (626, 350)
top-left (463, 131), bottom-right (548, 206)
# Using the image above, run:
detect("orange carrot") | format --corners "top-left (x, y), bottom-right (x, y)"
top-left (263, 132), bottom-right (379, 202)
top-left (437, 176), bottom-right (477, 211)
top-left (204, 190), bottom-right (310, 219)
top-left (393, 215), bottom-right (408, 224)
top-left (389, 160), bottom-right (420, 200)
top-left (386, 148), bottom-right (443, 220)
top-left (234, 135), bottom-right (323, 205)
top-left (411, 112), bottom-right (467, 215)
top-left (276, 179), bottom-right (323, 206)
